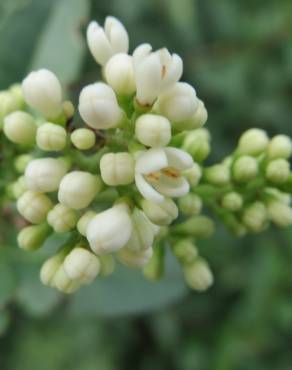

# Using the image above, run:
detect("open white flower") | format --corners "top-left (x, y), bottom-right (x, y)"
top-left (87, 16), bottom-right (129, 66)
top-left (135, 147), bottom-right (193, 203)
top-left (133, 44), bottom-right (183, 106)
top-left (78, 82), bottom-right (123, 129)
top-left (22, 69), bottom-right (63, 118)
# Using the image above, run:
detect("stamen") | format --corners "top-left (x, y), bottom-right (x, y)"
top-left (145, 171), bottom-right (161, 182)
top-left (162, 167), bottom-right (180, 178)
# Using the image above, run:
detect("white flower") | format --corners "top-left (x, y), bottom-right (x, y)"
top-left (100, 152), bottom-right (135, 186)
top-left (17, 191), bottom-right (53, 224)
top-left (155, 82), bottom-right (198, 122)
top-left (36, 123), bottom-right (67, 151)
top-left (104, 53), bottom-right (136, 95)
top-left (22, 69), bottom-right (63, 118)
top-left (86, 17), bottom-right (129, 66)
top-left (47, 204), bottom-right (78, 233)
top-left (86, 203), bottom-right (132, 254)
top-left (3, 111), bottom-right (36, 145)
top-left (78, 82), bottom-right (123, 129)
top-left (63, 247), bottom-right (100, 284)
top-left (58, 171), bottom-right (102, 210)
top-left (25, 158), bottom-right (68, 193)
top-left (135, 114), bottom-right (171, 147)
top-left (133, 44), bottom-right (183, 106)
top-left (135, 147), bottom-right (193, 203)
top-left (117, 246), bottom-right (153, 268)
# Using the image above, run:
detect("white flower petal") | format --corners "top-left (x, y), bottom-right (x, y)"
top-left (164, 147), bottom-right (193, 170)
top-left (105, 16), bottom-right (129, 54)
top-left (154, 175), bottom-right (190, 198)
top-left (161, 53), bottom-right (183, 91)
top-left (135, 148), bottom-right (168, 174)
top-left (135, 173), bottom-right (164, 203)
top-left (87, 21), bottom-right (113, 65)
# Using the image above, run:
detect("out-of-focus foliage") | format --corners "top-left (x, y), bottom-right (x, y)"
top-left (1, 0), bottom-right (292, 369)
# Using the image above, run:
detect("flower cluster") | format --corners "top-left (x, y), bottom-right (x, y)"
top-left (1, 16), bottom-right (292, 295)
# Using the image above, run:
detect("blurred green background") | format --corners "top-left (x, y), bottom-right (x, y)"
top-left (1, 0), bottom-right (292, 369)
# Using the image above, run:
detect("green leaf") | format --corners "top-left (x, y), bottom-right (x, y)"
top-left (30, 0), bottom-right (90, 85)
top-left (0, 253), bottom-right (17, 306)
top-left (70, 252), bottom-right (187, 317)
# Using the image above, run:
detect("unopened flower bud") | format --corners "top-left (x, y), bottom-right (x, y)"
top-left (22, 69), bottom-right (63, 118)
top-left (0, 91), bottom-right (22, 123)
top-left (105, 53), bottom-right (136, 95)
top-left (98, 254), bottom-right (116, 277)
top-left (3, 111), bottom-right (36, 145)
top-left (183, 163), bottom-right (202, 187)
top-left (204, 164), bottom-right (230, 186)
top-left (58, 171), bottom-right (102, 210)
top-left (143, 245), bottom-right (164, 281)
top-left (71, 128), bottom-right (96, 150)
top-left (173, 216), bottom-right (214, 238)
top-left (25, 158), bottom-right (68, 192)
top-left (242, 201), bottom-right (268, 233)
top-left (174, 99), bottom-right (208, 131)
top-left (125, 208), bottom-right (155, 252)
top-left (87, 17), bottom-right (129, 66)
top-left (64, 247), bottom-right (100, 284)
top-left (178, 194), bottom-right (202, 215)
top-left (14, 154), bottom-right (33, 173)
top-left (221, 192), bottom-right (243, 212)
top-left (78, 82), bottom-right (123, 129)
top-left (267, 200), bottom-right (292, 227)
top-left (238, 128), bottom-right (268, 156)
top-left (156, 82), bottom-right (198, 122)
top-left (118, 246), bottom-right (153, 268)
top-left (36, 122), bottom-right (67, 151)
top-left (100, 152), bottom-right (135, 186)
top-left (47, 204), bottom-right (78, 233)
top-left (265, 159), bottom-right (290, 184)
top-left (86, 204), bottom-right (132, 254)
top-left (10, 176), bottom-right (27, 199)
top-left (135, 114), bottom-right (171, 147)
top-left (232, 155), bottom-right (258, 182)
top-left (17, 223), bottom-right (51, 251)
top-left (183, 258), bottom-right (213, 291)
top-left (53, 266), bottom-right (80, 294)
top-left (141, 197), bottom-right (178, 226)
top-left (77, 210), bottom-right (96, 236)
top-left (267, 135), bottom-right (292, 159)
top-left (172, 239), bottom-right (198, 264)
top-left (17, 191), bottom-right (53, 224)
top-left (40, 254), bottom-right (63, 287)
top-left (182, 129), bottom-right (210, 162)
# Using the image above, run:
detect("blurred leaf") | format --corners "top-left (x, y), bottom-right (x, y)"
top-left (70, 252), bottom-right (187, 317)
top-left (0, 254), bottom-right (16, 306)
top-left (30, 0), bottom-right (90, 85)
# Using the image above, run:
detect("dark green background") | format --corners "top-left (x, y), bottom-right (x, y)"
top-left (1, 1), bottom-right (292, 369)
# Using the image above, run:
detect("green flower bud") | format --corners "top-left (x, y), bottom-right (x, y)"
top-left (118, 246), bottom-right (153, 268)
top-left (100, 152), bottom-right (135, 186)
top-left (98, 254), bottom-right (116, 277)
top-left (265, 187), bottom-right (291, 205)
top-left (40, 254), bottom-right (64, 287)
top-left (77, 210), bottom-right (97, 236)
top-left (204, 164), bottom-right (230, 186)
top-left (173, 216), bottom-right (214, 238)
top-left (172, 239), bottom-right (198, 264)
top-left (70, 128), bottom-right (96, 150)
top-left (10, 176), bottom-right (27, 199)
top-left (232, 155), bottom-right (258, 182)
top-left (53, 266), bottom-right (81, 294)
top-left (9, 84), bottom-right (25, 107)
top-left (0, 91), bottom-right (22, 124)
top-left (141, 197), bottom-right (178, 226)
top-left (17, 223), bottom-right (51, 251)
top-left (183, 163), bottom-right (202, 187)
top-left (3, 111), bottom-right (36, 145)
top-left (58, 171), bottom-right (102, 210)
top-left (14, 154), bottom-right (33, 174)
top-left (143, 244), bottom-right (164, 281)
top-left (178, 194), bottom-right (202, 215)
top-left (267, 135), bottom-right (292, 159)
top-left (221, 192), bottom-right (243, 212)
top-left (63, 247), bottom-right (100, 284)
top-left (47, 204), bottom-right (78, 233)
top-left (267, 200), bottom-right (292, 227)
top-left (183, 258), bottom-right (213, 291)
top-left (265, 159), bottom-right (290, 184)
top-left (238, 128), bottom-right (269, 156)
top-left (182, 129), bottom-right (210, 162)
top-left (135, 114), bottom-right (171, 147)
top-left (222, 213), bottom-right (247, 237)
top-left (17, 191), bottom-right (53, 224)
top-left (36, 122), bottom-right (67, 151)
top-left (242, 201), bottom-right (268, 233)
